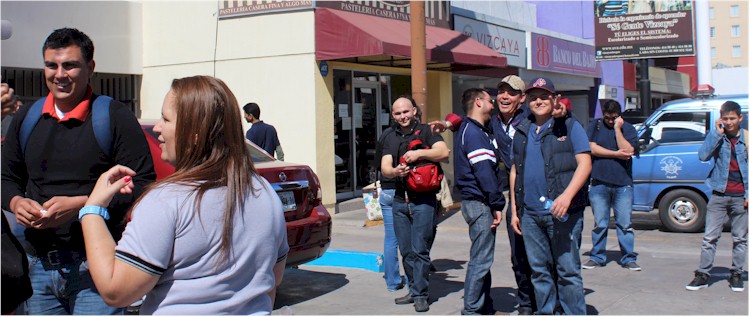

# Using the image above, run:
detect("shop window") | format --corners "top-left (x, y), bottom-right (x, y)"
top-left (709, 7), bottom-right (714, 18)
top-left (710, 27), bottom-right (715, 37)
top-left (711, 47), bottom-right (716, 59)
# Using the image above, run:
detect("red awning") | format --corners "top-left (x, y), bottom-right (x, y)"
top-left (315, 8), bottom-right (507, 69)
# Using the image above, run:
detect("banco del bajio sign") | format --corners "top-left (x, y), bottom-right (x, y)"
top-left (530, 33), bottom-right (601, 77)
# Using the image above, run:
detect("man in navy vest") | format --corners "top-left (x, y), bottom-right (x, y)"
top-left (509, 77), bottom-right (591, 315)
top-left (243, 102), bottom-right (284, 161)
top-left (1, 27), bottom-right (155, 314)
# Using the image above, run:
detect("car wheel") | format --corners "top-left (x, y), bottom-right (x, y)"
top-left (658, 189), bottom-right (706, 233)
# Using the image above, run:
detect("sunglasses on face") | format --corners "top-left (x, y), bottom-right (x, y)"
top-left (497, 87), bottom-right (521, 97)
top-left (476, 97), bottom-right (496, 104)
top-left (528, 93), bottom-right (553, 101)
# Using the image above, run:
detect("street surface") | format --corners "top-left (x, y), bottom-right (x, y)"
top-left (273, 207), bottom-right (748, 315)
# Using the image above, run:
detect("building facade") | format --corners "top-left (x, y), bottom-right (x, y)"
top-left (3, 0), bottom-right (716, 207)
top-left (710, 0), bottom-right (747, 68)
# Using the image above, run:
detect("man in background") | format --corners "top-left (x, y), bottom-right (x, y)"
top-left (243, 102), bottom-right (284, 161)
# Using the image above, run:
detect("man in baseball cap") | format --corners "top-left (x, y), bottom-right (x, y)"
top-left (509, 76), bottom-right (591, 314)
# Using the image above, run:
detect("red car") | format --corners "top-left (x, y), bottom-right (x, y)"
top-left (139, 121), bottom-right (332, 267)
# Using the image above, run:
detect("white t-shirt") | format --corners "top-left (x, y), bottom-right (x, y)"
top-left (115, 176), bottom-right (289, 315)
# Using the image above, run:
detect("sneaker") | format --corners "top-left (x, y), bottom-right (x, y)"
top-left (685, 272), bottom-right (709, 291)
top-left (517, 307), bottom-right (534, 315)
top-left (623, 262), bottom-right (642, 271)
top-left (729, 271), bottom-right (744, 292)
top-left (582, 259), bottom-right (603, 269)
top-left (395, 293), bottom-right (415, 305)
top-left (414, 298), bottom-right (429, 312)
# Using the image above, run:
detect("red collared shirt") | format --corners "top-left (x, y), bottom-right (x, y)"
top-left (41, 86), bottom-right (93, 122)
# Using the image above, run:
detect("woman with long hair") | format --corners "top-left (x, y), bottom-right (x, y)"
top-left (78, 75), bottom-right (288, 314)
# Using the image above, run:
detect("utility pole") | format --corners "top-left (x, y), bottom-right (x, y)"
top-left (410, 1), bottom-right (427, 122)
top-left (695, 0), bottom-right (712, 87)
top-left (638, 59), bottom-right (651, 114)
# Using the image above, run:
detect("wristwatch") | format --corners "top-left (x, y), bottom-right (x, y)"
top-left (78, 205), bottom-right (110, 222)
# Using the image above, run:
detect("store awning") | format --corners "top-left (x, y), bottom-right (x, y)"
top-left (315, 8), bottom-right (507, 69)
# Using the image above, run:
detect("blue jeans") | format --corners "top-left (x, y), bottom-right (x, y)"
top-left (25, 255), bottom-right (124, 315)
top-left (697, 194), bottom-right (748, 275)
top-left (505, 207), bottom-right (535, 312)
top-left (460, 200), bottom-right (497, 315)
top-left (588, 183), bottom-right (636, 265)
top-left (380, 189), bottom-right (404, 290)
top-left (393, 195), bottom-right (437, 299)
top-left (522, 209), bottom-right (586, 315)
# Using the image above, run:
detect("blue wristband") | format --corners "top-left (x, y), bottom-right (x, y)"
top-left (78, 205), bottom-right (110, 222)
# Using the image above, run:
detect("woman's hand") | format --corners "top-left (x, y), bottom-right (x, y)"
top-left (85, 165), bottom-right (137, 207)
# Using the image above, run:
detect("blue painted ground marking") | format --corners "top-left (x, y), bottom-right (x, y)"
top-left (303, 249), bottom-right (384, 272)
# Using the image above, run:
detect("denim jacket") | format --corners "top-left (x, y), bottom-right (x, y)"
top-left (698, 129), bottom-right (748, 198)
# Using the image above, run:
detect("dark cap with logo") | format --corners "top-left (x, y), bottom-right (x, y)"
top-left (524, 77), bottom-right (556, 94)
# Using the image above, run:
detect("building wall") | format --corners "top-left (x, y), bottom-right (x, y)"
top-left (0, 1), bottom-right (142, 74)
top-left (710, 0), bottom-right (748, 68)
top-left (451, 0), bottom-right (537, 28)
top-left (528, 0), bottom-right (595, 39)
top-left (141, 3), bottom-right (330, 202)
top-left (712, 67), bottom-right (749, 95)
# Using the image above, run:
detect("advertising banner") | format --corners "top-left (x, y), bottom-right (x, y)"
top-left (453, 15), bottom-right (526, 68)
top-left (530, 33), bottom-right (601, 77)
top-left (594, 0), bottom-right (695, 60)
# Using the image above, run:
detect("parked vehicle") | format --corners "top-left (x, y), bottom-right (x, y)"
top-left (140, 121), bottom-right (332, 266)
top-left (631, 88), bottom-right (748, 233)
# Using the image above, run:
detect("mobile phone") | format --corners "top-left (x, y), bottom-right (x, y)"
top-left (720, 123), bottom-right (725, 129)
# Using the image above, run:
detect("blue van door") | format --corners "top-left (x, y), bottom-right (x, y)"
top-left (632, 111), bottom-right (711, 232)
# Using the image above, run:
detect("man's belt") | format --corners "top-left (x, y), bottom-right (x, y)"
top-left (32, 249), bottom-right (85, 271)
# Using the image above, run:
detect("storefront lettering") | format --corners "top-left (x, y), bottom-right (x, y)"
top-left (552, 45), bottom-right (597, 69)
top-left (219, 0), bottom-right (311, 16)
top-left (475, 32), bottom-right (520, 55)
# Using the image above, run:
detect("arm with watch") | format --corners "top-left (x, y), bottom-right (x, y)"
top-left (78, 164), bottom-right (159, 307)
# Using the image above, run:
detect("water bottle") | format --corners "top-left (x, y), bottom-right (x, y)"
top-left (540, 196), bottom-right (567, 222)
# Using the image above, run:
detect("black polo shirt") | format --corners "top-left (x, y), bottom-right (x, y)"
top-left (381, 121), bottom-right (444, 202)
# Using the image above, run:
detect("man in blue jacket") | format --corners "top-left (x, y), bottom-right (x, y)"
top-left (686, 101), bottom-right (748, 292)
top-left (454, 88), bottom-right (506, 315)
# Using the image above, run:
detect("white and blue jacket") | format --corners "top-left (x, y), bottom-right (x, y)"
top-left (453, 117), bottom-right (506, 211)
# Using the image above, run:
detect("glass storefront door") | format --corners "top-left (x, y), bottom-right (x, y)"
top-left (334, 71), bottom-right (384, 200)
top-left (333, 70), bottom-right (409, 201)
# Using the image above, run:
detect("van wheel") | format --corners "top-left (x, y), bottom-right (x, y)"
top-left (658, 189), bottom-right (706, 233)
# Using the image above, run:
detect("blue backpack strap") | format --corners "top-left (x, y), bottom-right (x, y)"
top-left (91, 95), bottom-right (113, 157)
top-left (19, 97), bottom-right (46, 156)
